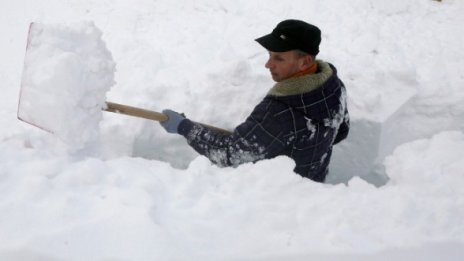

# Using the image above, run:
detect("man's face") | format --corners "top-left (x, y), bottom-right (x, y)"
top-left (265, 51), bottom-right (306, 82)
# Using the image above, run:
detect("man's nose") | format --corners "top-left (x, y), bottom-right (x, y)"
top-left (265, 59), bottom-right (272, 69)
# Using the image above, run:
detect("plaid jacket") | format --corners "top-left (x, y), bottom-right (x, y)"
top-left (178, 61), bottom-right (349, 182)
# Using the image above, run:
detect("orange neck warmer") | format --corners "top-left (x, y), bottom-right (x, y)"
top-left (291, 62), bottom-right (318, 78)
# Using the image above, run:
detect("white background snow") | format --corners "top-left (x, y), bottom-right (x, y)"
top-left (1, 0), bottom-right (464, 260)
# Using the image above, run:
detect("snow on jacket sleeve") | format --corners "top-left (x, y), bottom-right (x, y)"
top-left (177, 98), bottom-right (286, 167)
top-left (333, 105), bottom-right (349, 145)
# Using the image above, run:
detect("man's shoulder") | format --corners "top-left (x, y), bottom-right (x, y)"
top-left (248, 97), bottom-right (286, 119)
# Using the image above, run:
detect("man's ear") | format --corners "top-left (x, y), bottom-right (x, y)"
top-left (299, 55), bottom-right (313, 70)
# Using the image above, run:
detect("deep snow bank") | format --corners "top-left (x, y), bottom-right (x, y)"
top-left (385, 131), bottom-right (464, 186)
top-left (0, 130), bottom-right (463, 260)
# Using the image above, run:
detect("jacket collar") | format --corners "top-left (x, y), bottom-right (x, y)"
top-left (267, 60), bottom-right (333, 97)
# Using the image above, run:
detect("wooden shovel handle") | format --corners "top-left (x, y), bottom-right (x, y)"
top-left (105, 101), bottom-right (168, 121)
top-left (104, 101), bottom-right (232, 135)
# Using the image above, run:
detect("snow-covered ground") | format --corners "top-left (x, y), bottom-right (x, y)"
top-left (1, 0), bottom-right (464, 260)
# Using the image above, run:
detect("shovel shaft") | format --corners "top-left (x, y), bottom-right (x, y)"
top-left (105, 101), bottom-right (168, 121)
top-left (104, 101), bottom-right (232, 135)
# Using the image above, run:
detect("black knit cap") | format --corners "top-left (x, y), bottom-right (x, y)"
top-left (255, 19), bottom-right (321, 56)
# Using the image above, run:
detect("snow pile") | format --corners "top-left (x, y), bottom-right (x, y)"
top-left (18, 22), bottom-right (115, 149)
top-left (0, 0), bottom-right (464, 260)
top-left (385, 131), bottom-right (464, 187)
top-left (0, 134), bottom-right (463, 260)
top-left (325, 0), bottom-right (464, 184)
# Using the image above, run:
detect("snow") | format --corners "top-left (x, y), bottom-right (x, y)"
top-left (18, 22), bottom-right (115, 150)
top-left (1, 0), bottom-right (464, 260)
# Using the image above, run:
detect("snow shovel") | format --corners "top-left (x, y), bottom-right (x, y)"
top-left (17, 22), bottom-right (231, 141)
top-left (18, 97), bottom-right (231, 136)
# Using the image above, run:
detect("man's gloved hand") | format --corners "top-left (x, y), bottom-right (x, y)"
top-left (160, 109), bottom-right (186, 134)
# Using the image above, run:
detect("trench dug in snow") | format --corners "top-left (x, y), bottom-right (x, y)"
top-left (329, 74), bottom-right (423, 186)
top-left (131, 76), bottom-right (423, 187)
top-left (17, 22), bottom-right (434, 187)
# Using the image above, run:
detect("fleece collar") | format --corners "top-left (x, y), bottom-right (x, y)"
top-left (267, 60), bottom-right (333, 97)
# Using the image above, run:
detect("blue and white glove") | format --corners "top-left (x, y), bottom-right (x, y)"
top-left (160, 109), bottom-right (186, 134)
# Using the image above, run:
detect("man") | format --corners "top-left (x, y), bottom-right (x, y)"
top-left (160, 19), bottom-right (349, 182)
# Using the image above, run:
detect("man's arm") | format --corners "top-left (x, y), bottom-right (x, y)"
top-left (161, 99), bottom-right (286, 167)
top-left (178, 119), bottom-right (266, 166)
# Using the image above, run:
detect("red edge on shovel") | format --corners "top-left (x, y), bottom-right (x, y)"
top-left (17, 22), bottom-right (54, 134)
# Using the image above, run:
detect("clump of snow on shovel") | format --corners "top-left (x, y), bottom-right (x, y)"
top-left (18, 21), bottom-right (115, 149)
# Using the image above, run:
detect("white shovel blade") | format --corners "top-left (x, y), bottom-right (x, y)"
top-left (17, 22), bottom-right (115, 146)
top-left (17, 23), bottom-right (56, 133)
